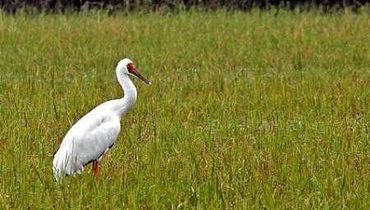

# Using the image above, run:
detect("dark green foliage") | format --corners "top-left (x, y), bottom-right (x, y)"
top-left (0, 0), bottom-right (368, 13)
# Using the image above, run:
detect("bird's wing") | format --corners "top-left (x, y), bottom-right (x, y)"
top-left (72, 115), bottom-right (121, 166)
top-left (53, 113), bottom-right (120, 177)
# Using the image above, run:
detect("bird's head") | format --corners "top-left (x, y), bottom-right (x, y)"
top-left (117, 58), bottom-right (151, 85)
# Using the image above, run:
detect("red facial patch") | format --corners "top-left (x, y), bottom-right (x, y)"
top-left (127, 63), bottom-right (136, 74)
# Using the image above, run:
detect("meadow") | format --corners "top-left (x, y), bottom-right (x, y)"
top-left (0, 9), bottom-right (369, 209)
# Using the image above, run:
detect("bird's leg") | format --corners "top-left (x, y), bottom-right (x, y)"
top-left (92, 160), bottom-right (99, 176)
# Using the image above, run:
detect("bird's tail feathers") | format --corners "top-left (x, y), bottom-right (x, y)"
top-left (52, 147), bottom-right (74, 181)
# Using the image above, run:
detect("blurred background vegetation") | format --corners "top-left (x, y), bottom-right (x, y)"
top-left (0, 0), bottom-right (368, 13)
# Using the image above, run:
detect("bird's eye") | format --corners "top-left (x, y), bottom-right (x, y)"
top-left (127, 63), bottom-right (136, 74)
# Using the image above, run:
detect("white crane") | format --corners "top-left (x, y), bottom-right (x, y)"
top-left (52, 58), bottom-right (150, 180)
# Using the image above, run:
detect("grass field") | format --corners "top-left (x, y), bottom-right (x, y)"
top-left (0, 9), bottom-right (369, 209)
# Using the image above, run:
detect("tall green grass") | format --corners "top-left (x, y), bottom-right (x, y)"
top-left (0, 10), bottom-right (369, 209)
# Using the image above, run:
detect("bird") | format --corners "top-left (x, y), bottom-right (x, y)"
top-left (52, 58), bottom-right (150, 180)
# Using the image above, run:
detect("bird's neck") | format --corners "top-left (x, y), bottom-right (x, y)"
top-left (114, 71), bottom-right (137, 117)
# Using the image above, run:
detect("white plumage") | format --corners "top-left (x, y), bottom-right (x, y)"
top-left (53, 58), bottom-right (150, 180)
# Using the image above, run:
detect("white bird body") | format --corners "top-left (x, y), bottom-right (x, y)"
top-left (53, 58), bottom-right (150, 180)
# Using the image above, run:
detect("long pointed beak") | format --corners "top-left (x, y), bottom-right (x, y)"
top-left (131, 69), bottom-right (151, 85)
